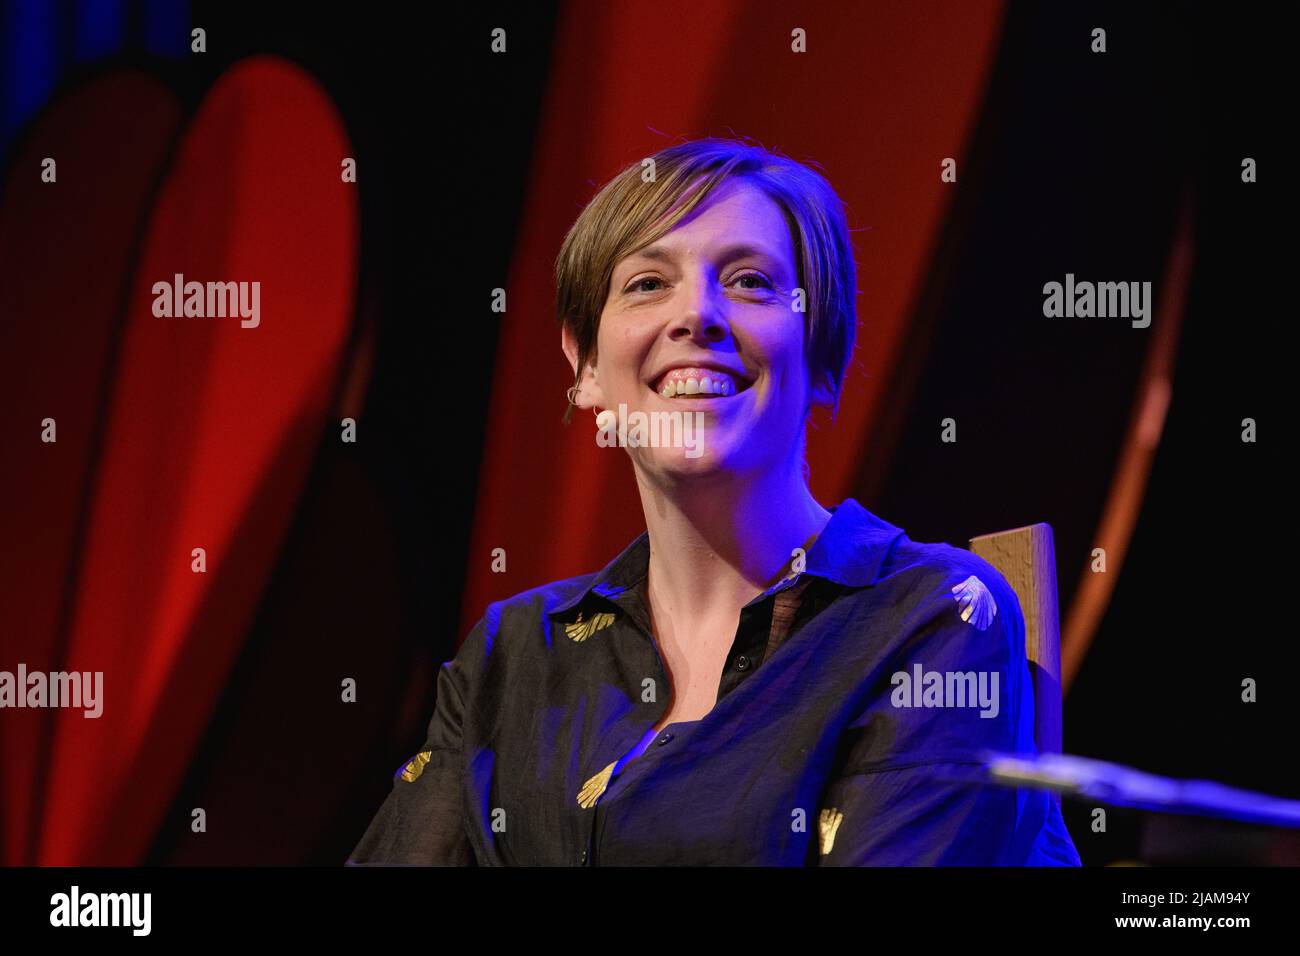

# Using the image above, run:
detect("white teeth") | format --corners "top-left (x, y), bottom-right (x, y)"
top-left (657, 372), bottom-right (744, 397)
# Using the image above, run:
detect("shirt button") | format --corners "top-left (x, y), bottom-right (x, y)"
top-left (579, 848), bottom-right (588, 864)
top-left (657, 732), bottom-right (674, 745)
top-left (735, 654), bottom-right (750, 671)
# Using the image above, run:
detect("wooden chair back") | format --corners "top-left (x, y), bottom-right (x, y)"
top-left (968, 523), bottom-right (1062, 755)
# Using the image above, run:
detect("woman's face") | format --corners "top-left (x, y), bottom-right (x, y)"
top-left (571, 178), bottom-right (830, 481)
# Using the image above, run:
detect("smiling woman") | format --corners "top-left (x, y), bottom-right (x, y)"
top-left (347, 138), bottom-right (1081, 867)
top-left (556, 139), bottom-right (856, 432)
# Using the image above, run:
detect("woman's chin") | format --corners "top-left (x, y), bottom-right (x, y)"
top-left (633, 444), bottom-right (731, 481)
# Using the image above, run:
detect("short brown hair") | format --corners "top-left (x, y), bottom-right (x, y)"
top-left (555, 137), bottom-right (857, 425)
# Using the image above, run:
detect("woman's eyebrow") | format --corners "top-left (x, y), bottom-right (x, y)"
top-left (623, 242), bottom-right (785, 268)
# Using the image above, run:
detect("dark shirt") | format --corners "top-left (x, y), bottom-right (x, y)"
top-left (347, 497), bottom-right (1082, 866)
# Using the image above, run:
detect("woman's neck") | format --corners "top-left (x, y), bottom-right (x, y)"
top-left (634, 467), bottom-right (832, 628)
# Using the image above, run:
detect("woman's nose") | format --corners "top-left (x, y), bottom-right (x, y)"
top-left (670, 278), bottom-right (729, 341)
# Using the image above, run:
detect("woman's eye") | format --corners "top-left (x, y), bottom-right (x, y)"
top-left (731, 272), bottom-right (774, 290)
top-left (625, 273), bottom-right (773, 294)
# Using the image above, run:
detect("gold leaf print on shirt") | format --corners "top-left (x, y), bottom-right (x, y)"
top-left (950, 574), bottom-right (997, 630)
top-left (398, 750), bottom-right (432, 782)
top-left (577, 761), bottom-right (618, 808)
top-left (819, 807), bottom-right (844, 855)
top-left (565, 610), bottom-right (616, 643)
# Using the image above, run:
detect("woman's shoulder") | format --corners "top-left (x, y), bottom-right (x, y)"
top-left (463, 570), bottom-right (607, 649)
top-left (874, 531), bottom-right (1024, 631)
top-left (862, 531), bottom-right (1032, 698)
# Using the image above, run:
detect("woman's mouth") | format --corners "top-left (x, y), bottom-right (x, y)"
top-left (650, 366), bottom-right (753, 400)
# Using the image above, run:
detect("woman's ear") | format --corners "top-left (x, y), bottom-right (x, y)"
top-left (560, 325), bottom-right (605, 410)
top-left (560, 324), bottom-right (580, 374)
top-left (809, 369), bottom-right (837, 410)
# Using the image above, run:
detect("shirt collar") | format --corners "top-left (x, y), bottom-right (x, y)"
top-left (546, 497), bottom-right (906, 618)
